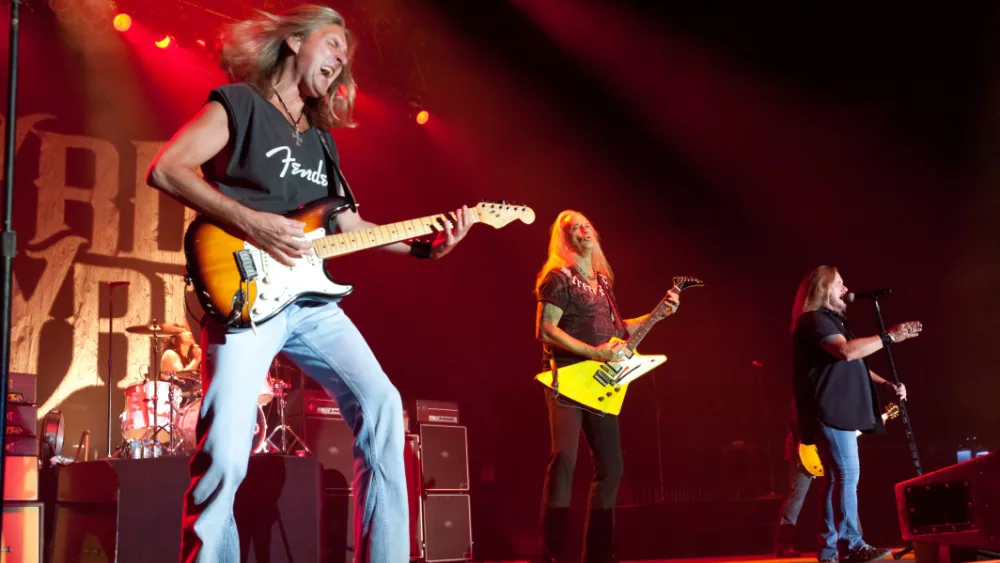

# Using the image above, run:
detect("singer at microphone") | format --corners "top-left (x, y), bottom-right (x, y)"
top-left (784, 265), bottom-right (922, 562)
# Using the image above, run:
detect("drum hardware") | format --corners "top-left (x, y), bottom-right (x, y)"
top-left (103, 282), bottom-right (130, 457)
top-left (119, 320), bottom-right (187, 457)
top-left (263, 361), bottom-right (310, 455)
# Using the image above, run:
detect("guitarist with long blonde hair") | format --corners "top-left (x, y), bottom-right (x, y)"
top-left (534, 210), bottom-right (680, 563)
top-left (146, 5), bottom-right (476, 561)
top-left (789, 265), bottom-right (918, 563)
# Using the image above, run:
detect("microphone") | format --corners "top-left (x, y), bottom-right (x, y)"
top-left (846, 288), bottom-right (891, 302)
top-left (104, 281), bottom-right (130, 287)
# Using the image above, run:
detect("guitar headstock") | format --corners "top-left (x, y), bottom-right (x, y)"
top-left (474, 201), bottom-right (536, 229)
top-left (672, 276), bottom-right (705, 292)
top-left (884, 403), bottom-right (901, 421)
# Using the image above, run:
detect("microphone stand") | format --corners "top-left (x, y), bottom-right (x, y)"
top-left (866, 296), bottom-right (923, 560)
top-left (0, 0), bottom-right (23, 542)
top-left (104, 283), bottom-right (127, 457)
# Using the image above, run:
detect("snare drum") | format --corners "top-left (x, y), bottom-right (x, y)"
top-left (121, 381), bottom-right (181, 440)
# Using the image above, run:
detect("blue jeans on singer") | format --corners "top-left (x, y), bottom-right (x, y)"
top-left (179, 301), bottom-right (408, 563)
top-left (815, 424), bottom-right (864, 560)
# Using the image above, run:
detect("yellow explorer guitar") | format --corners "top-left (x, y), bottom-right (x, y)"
top-left (534, 276), bottom-right (704, 415)
top-left (798, 403), bottom-right (900, 477)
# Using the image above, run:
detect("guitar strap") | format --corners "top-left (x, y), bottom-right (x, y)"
top-left (596, 275), bottom-right (627, 339)
top-left (317, 129), bottom-right (358, 214)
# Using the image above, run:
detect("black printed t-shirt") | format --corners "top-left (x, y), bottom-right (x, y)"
top-left (537, 267), bottom-right (627, 369)
top-left (202, 83), bottom-right (341, 214)
top-left (792, 307), bottom-right (883, 445)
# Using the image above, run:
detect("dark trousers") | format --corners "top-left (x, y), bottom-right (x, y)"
top-left (540, 389), bottom-right (623, 563)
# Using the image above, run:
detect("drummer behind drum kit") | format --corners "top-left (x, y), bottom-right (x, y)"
top-left (116, 321), bottom-right (308, 459)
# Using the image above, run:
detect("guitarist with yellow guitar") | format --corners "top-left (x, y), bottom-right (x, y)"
top-left (533, 210), bottom-right (699, 563)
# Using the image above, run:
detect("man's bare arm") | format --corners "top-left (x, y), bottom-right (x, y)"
top-left (147, 101), bottom-right (312, 266)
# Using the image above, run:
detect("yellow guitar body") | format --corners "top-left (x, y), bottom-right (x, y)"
top-left (798, 442), bottom-right (825, 477)
top-left (532, 276), bottom-right (704, 415)
top-left (798, 403), bottom-right (900, 477)
top-left (534, 346), bottom-right (667, 415)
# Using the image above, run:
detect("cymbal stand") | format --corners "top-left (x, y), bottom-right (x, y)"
top-left (145, 323), bottom-right (175, 455)
top-left (264, 379), bottom-right (309, 454)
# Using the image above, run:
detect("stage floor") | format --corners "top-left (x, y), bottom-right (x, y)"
top-left (629, 550), bottom-right (916, 562)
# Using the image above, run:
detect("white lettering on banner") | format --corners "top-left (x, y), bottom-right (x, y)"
top-left (265, 145), bottom-right (328, 187)
top-left (6, 114), bottom-right (195, 440)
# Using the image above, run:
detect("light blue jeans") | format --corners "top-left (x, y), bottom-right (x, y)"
top-left (815, 424), bottom-right (864, 560)
top-left (179, 301), bottom-right (408, 563)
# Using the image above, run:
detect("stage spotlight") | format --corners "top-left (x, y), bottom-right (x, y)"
top-left (196, 39), bottom-right (206, 47)
top-left (415, 110), bottom-right (430, 125)
top-left (113, 13), bottom-right (132, 32)
top-left (155, 36), bottom-right (172, 49)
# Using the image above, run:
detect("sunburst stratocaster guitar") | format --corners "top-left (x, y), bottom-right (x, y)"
top-left (534, 276), bottom-right (704, 415)
top-left (185, 197), bottom-right (535, 328)
top-left (798, 403), bottom-right (900, 477)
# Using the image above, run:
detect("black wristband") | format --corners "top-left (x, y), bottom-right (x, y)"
top-left (409, 240), bottom-right (432, 260)
top-left (880, 332), bottom-right (894, 346)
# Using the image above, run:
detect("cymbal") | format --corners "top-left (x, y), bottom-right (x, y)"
top-left (160, 370), bottom-right (201, 384)
top-left (125, 322), bottom-right (187, 336)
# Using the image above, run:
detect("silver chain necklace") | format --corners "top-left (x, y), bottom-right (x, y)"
top-left (274, 91), bottom-right (305, 147)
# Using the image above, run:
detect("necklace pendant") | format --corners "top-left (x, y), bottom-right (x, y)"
top-left (293, 129), bottom-right (302, 147)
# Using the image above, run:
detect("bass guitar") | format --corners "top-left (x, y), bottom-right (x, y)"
top-left (185, 197), bottom-right (535, 328)
top-left (533, 276), bottom-right (704, 415)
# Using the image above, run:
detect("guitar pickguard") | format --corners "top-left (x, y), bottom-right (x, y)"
top-left (245, 228), bottom-right (353, 323)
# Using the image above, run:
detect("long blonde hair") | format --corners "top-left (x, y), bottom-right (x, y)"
top-left (790, 265), bottom-right (839, 333)
top-left (534, 210), bottom-right (614, 294)
top-left (219, 4), bottom-right (357, 129)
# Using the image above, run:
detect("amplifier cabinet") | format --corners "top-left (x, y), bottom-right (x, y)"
top-left (7, 373), bottom-right (37, 405)
top-left (304, 416), bottom-right (355, 491)
top-left (422, 494), bottom-right (472, 562)
top-left (4, 405), bottom-right (37, 438)
top-left (3, 457), bottom-right (38, 502)
top-left (419, 425), bottom-right (469, 492)
top-left (2, 502), bottom-right (43, 563)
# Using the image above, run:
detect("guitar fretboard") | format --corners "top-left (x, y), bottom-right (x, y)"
top-left (313, 210), bottom-right (480, 259)
top-left (625, 285), bottom-right (680, 352)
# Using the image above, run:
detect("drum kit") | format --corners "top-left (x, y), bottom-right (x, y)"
top-left (116, 320), bottom-right (306, 459)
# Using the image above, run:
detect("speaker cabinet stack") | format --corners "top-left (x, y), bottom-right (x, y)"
top-left (301, 395), bottom-right (473, 562)
top-left (3, 373), bottom-right (42, 562)
top-left (415, 401), bottom-right (473, 562)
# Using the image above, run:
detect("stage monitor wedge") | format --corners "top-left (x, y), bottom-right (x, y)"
top-left (895, 451), bottom-right (999, 551)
